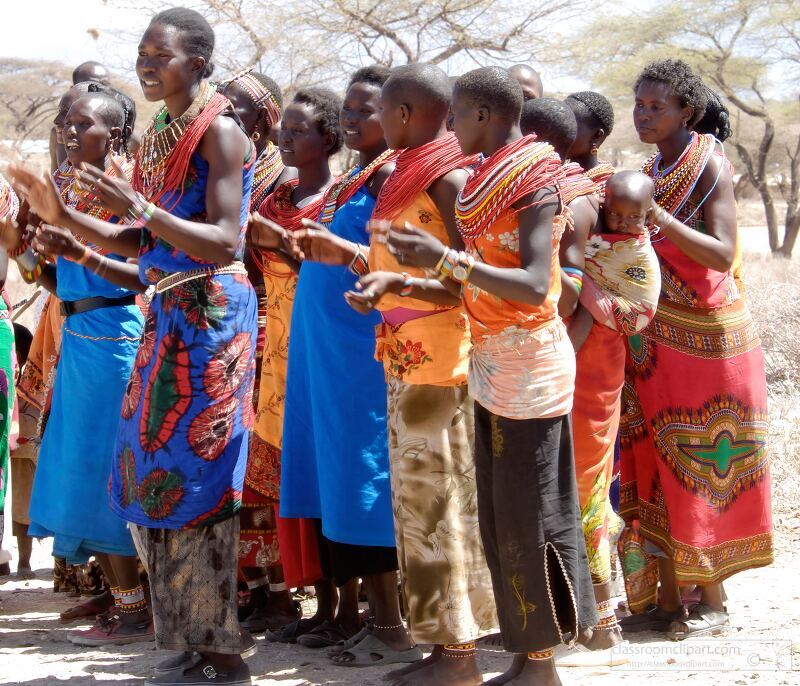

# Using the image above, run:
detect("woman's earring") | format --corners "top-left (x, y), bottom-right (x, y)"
top-left (590, 145), bottom-right (598, 155)
top-left (252, 132), bottom-right (261, 142)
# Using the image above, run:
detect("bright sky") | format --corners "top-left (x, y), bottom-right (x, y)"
top-left (2, 1), bottom-right (147, 70)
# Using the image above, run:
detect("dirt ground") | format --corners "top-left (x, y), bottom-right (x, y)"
top-left (1, 516), bottom-right (798, 686)
top-left (1, 236), bottom-right (799, 685)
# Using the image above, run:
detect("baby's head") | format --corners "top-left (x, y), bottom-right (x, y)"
top-left (603, 171), bottom-right (654, 235)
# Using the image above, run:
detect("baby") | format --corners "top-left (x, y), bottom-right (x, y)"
top-left (568, 170), bottom-right (661, 351)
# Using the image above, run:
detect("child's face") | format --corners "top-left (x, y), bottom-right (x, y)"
top-left (603, 193), bottom-right (650, 234)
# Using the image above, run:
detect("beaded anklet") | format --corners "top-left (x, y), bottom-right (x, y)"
top-left (118, 585), bottom-right (147, 614)
top-left (592, 598), bottom-right (619, 631)
top-left (373, 622), bottom-right (404, 630)
top-left (246, 576), bottom-right (268, 590)
top-left (527, 648), bottom-right (554, 661)
top-left (443, 642), bottom-right (477, 658)
top-left (269, 582), bottom-right (288, 592)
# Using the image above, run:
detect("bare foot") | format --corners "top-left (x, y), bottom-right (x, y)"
top-left (504, 658), bottom-right (561, 686)
top-left (15, 564), bottom-right (35, 580)
top-left (582, 626), bottom-right (624, 650)
top-left (386, 646), bottom-right (441, 680)
top-left (392, 652), bottom-right (481, 686)
top-left (483, 654), bottom-right (526, 685)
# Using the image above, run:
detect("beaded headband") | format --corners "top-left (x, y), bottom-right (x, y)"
top-left (226, 66), bottom-right (281, 128)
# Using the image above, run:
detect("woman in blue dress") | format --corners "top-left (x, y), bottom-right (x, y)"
top-left (13, 9), bottom-right (257, 685)
top-left (283, 67), bottom-right (421, 667)
top-left (5, 91), bottom-right (151, 646)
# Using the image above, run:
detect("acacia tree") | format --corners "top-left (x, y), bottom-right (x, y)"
top-left (575, 0), bottom-right (800, 256)
top-left (0, 59), bottom-right (71, 153)
top-left (113, 0), bottom-right (582, 87)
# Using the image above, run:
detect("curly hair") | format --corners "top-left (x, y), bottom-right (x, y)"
top-left (293, 87), bottom-right (344, 155)
top-left (565, 91), bottom-right (615, 136)
top-left (454, 66), bottom-right (524, 121)
top-left (520, 97), bottom-right (577, 158)
top-left (634, 59), bottom-right (708, 127)
top-left (150, 7), bottom-right (215, 78)
top-left (349, 65), bottom-right (392, 89)
top-left (694, 85), bottom-right (732, 142)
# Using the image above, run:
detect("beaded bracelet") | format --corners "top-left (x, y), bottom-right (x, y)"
top-left (399, 272), bottom-right (414, 297)
top-left (18, 251), bottom-right (46, 283)
top-left (437, 249), bottom-right (459, 280)
top-left (562, 266), bottom-right (584, 294)
top-left (450, 251), bottom-right (475, 283)
top-left (348, 244), bottom-right (369, 277)
top-left (125, 193), bottom-right (156, 228)
top-left (7, 236), bottom-right (30, 258)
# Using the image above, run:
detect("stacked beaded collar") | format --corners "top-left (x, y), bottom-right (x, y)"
top-left (318, 148), bottom-right (398, 226)
top-left (642, 132), bottom-right (716, 216)
top-left (455, 135), bottom-right (563, 243)
top-left (0, 174), bottom-right (19, 222)
top-left (134, 81), bottom-right (231, 209)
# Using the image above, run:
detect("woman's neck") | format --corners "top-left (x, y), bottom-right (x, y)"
top-left (573, 153), bottom-right (598, 171)
top-left (294, 157), bottom-right (333, 203)
top-left (357, 142), bottom-right (389, 168)
top-left (164, 82), bottom-right (200, 121)
top-left (657, 128), bottom-right (692, 168)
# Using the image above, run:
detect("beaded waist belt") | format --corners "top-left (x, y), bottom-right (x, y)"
top-left (155, 262), bottom-right (248, 295)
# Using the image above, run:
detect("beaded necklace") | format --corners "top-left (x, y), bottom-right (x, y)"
top-left (249, 143), bottom-right (285, 213)
top-left (642, 132), bottom-right (715, 216)
top-left (584, 162), bottom-right (615, 187)
top-left (373, 133), bottom-right (478, 221)
top-left (253, 179), bottom-right (330, 277)
top-left (455, 135), bottom-right (563, 242)
top-left (53, 159), bottom-right (74, 192)
top-left (134, 81), bottom-right (231, 209)
top-left (60, 155), bottom-right (132, 254)
top-left (560, 162), bottom-right (600, 206)
top-left (318, 148), bottom-right (397, 226)
top-left (0, 174), bottom-right (19, 222)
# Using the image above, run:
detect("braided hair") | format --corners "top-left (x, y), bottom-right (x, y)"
top-left (694, 85), bottom-right (732, 142)
top-left (90, 83), bottom-right (136, 157)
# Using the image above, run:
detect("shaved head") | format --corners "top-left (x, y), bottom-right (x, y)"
top-left (509, 64), bottom-right (543, 101)
top-left (382, 63), bottom-right (452, 121)
top-left (606, 171), bottom-right (654, 205)
top-left (72, 61), bottom-right (110, 85)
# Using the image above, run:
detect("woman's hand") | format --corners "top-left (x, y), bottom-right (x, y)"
top-left (74, 158), bottom-right (139, 218)
top-left (248, 211), bottom-right (291, 252)
top-left (290, 218), bottom-right (358, 265)
top-left (32, 224), bottom-right (84, 261)
top-left (344, 270), bottom-right (403, 314)
top-left (385, 221), bottom-right (446, 269)
top-left (8, 165), bottom-right (68, 226)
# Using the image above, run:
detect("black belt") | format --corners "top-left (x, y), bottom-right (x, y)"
top-left (60, 295), bottom-right (137, 317)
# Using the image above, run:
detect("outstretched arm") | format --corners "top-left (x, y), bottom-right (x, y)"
top-left (74, 116), bottom-right (250, 264)
top-left (386, 187), bottom-right (559, 306)
top-left (33, 223), bottom-right (145, 293)
top-left (9, 166), bottom-right (141, 258)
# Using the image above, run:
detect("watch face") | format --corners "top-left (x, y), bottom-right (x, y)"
top-left (452, 266), bottom-right (467, 281)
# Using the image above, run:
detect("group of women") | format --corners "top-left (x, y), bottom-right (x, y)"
top-left (0, 5), bottom-right (771, 686)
